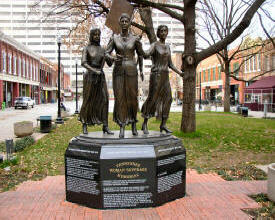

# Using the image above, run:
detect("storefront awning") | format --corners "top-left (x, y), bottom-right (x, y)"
top-left (246, 76), bottom-right (275, 90)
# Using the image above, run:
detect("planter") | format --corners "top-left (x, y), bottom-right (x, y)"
top-left (14, 121), bottom-right (33, 137)
top-left (268, 163), bottom-right (275, 202)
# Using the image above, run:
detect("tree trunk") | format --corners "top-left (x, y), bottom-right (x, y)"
top-left (181, 0), bottom-right (196, 132)
top-left (224, 61), bottom-right (231, 112)
top-left (181, 65), bottom-right (197, 132)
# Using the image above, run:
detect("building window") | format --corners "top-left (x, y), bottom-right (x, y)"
top-left (33, 65), bottom-right (35, 80)
top-left (8, 54), bottom-right (12, 74)
top-left (2, 51), bottom-right (6, 72)
top-left (257, 54), bottom-right (261, 71)
top-left (218, 66), bottom-right (221, 80)
top-left (244, 60), bottom-right (248, 73)
top-left (208, 68), bottom-right (211, 81)
top-left (13, 56), bottom-right (17, 75)
top-left (264, 55), bottom-right (270, 71)
top-left (26, 61), bottom-right (29, 78)
top-left (253, 55), bottom-right (257, 71)
top-left (23, 59), bottom-right (25, 77)
top-left (203, 70), bottom-right (206, 82)
top-left (252, 94), bottom-right (261, 103)
top-left (213, 67), bottom-right (216, 81)
top-left (30, 63), bottom-right (33, 80)
top-left (36, 66), bottom-right (39, 81)
top-left (33, 65), bottom-right (35, 81)
top-left (245, 94), bottom-right (252, 103)
top-left (18, 58), bottom-right (21, 76)
top-left (233, 62), bottom-right (239, 76)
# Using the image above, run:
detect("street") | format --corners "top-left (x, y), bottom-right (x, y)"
top-left (0, 100), bottom-right (274, 141)
top-left (0, 101), bottom-right (79, 141)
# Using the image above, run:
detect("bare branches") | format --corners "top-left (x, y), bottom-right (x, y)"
top-left (257, 12), bottom-right (275, 47)
top-left (127, 0), bottom-right (184, 21)
top-left (197, 0), bottom-right (266, 63)
top-left (230, 68), bottom-right (275, 82)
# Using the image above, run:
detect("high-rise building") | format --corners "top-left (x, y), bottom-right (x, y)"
top-left (0, 0), bottom-right (81, 88)
top-left (0, 0), bottom-right (185, 97)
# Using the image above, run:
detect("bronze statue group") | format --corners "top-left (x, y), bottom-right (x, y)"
top-left (79, 13), bottom-right (183, 138)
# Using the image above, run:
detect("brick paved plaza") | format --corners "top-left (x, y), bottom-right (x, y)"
top-left (0, 169), bottom-right (266, 219)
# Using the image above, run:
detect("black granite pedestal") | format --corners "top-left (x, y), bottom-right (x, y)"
top-left (65, 131), bottom-right (186, 209)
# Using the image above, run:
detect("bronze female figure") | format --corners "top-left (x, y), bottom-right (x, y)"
top-left (141, 25), bottom-right (183, 134)
top-left (79, 28), bottom-right (113, 135)
top-left (106, 13), bottom-right (144, 138)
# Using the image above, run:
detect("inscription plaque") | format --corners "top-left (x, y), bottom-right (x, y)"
top-left (101, 145), bottom-right (155, 208)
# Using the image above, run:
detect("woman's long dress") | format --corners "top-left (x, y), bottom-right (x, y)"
top-left (106, 33), bottom-right (144, 126)
top-left (79, 45), bottom-right (109, 125)
top-left (141, 42), bottom-right (173, 119)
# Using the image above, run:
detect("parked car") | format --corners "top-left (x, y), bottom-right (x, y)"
top-left (14, 97), bottom-right (35, 109)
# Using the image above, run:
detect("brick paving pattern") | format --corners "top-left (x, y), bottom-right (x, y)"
top-left (0, 169), bottom-right (266, 219)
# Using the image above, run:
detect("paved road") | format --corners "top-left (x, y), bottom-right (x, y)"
top-left (0, 101), bottom-right (80, 141)
top-left (0, 100), bottom-right (274, 141)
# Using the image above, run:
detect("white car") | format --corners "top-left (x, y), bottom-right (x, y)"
top-left (14, 97), bottom-right (35, 109)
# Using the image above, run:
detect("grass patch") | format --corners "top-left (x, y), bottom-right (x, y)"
top-left (213, 165), bottom-right (267, 181)
top-left (0, 157), bottom-right (18, 169)
top-left (0, 141), bottom-right (5, 152)
top-left (243, 194), bottom-right (275, 219)
top-left (174, 130), bottom-right (202, 138)
top-left (14, 136), bottom-right (35, 152)
top-left (0, 112), bottom-right (274, 191)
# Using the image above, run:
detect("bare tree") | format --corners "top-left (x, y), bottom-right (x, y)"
top-left (197, 0), bottom-right (274, 112)
top-left (126, 0), bottom-right (267, 132)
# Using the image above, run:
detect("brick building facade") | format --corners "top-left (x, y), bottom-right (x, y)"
top-left (196, 53), bottom-right (245, 104)
top-left (0, 31), bottom-right (40, 108)
top-left (0, 31), bottom-right (70, 109)
top-left (195, 39), bottom-right (274, 105)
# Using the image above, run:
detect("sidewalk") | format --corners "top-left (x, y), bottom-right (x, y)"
top-left (192, 104), bottom-right (275, 119)
top-left (0, 169), bottom-right (266, 219)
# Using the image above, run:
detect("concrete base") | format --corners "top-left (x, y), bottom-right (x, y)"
top-left (65, 131), bottom-right (186, 209)
top-left (267, 163), bottom-right (275, 202)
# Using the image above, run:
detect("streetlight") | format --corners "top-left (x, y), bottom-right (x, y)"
top-left (199, 71), bottom-right (202, 111)
top-left (56, 34), bottom-right (64, 124)
top-left (74, 58), bottom-right (79, 114)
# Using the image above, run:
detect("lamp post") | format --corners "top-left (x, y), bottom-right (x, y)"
top-left (199, 71), bottom-right (202, 111)
top-left (74, 58), bottom-right (79, 114)
top-left (56, 35), bottom-right (64, 124)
